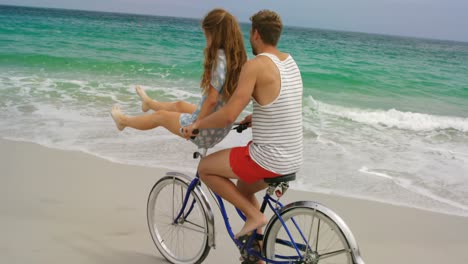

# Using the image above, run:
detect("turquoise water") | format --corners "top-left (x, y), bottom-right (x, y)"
top-left (1, 5), bottom-right (468, 216)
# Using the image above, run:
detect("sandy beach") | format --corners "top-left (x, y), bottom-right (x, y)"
top-left (1, 138), bottom-right (468, 264)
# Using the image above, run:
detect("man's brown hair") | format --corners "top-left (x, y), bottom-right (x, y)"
top-left (250, 10), bottom-right (283, 46)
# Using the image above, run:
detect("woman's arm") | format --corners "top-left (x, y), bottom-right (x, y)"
top-left (182, 59), bottom-right (256, 138)
top-left (195, 85), bottom-right (219, 120)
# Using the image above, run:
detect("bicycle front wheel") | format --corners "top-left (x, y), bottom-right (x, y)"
top-left (263, 203), bottom-right (354, 264)
top-left (147, 175), bottom-right (211, 264)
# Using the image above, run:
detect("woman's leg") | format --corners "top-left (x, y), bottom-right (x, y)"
top-left (136, 86), bottom-right (196, 113)
top-left (111, 105), bottom-right (183, 136)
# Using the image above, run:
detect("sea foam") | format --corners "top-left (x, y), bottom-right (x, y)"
top-left (306, 96), bottom-right (468, 132)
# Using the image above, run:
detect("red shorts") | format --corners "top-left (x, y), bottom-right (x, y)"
top-left (229, 142), bottom-right (279, 184)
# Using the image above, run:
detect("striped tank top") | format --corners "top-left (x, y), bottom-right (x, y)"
top-left (249, 52), bottom-right (303, 174)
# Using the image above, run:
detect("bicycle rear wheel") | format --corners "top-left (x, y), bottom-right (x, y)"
top-left (147, 175), bottom-right (211, 264)
top-left (263, 202), bottom-right (356, 264)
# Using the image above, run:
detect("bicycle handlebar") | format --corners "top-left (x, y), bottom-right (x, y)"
top-left (233, 122), bottom-right (250, 133)
top-left (191, 129), bottom-right (199, 139)
top-left (186, 122), bottom-right (250, 139)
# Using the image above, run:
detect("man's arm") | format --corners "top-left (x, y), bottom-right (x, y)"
top-left (184, 60), bottom-right (257, 135)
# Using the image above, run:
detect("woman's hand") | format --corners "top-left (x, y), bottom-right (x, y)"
top-left (181, 120), bottom-right (200, 139)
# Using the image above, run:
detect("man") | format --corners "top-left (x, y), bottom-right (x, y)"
top-left (184, 9), bottom-right (303, 238)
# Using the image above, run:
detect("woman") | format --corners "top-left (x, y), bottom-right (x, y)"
top-left (111, 8), bottom-right (246, 148)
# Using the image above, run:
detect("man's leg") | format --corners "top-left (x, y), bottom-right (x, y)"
top-left (237, 180), bottom-right (268, 242)
top-left (237, 180), bottom-right (268, 211)
top-left (198, 149), bottom-right (268, 238)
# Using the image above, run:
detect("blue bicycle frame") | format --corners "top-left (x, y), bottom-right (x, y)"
top-left (173, 173), bottom-right (311, 264)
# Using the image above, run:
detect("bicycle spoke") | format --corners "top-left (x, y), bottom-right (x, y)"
top-left (315, 218), bottom-right (321, 251)
top-left (319, 248), bottom-right (351, 260)
top-left (171, 177), bottom-right (176, 220)
top-left (306, 209), bottom-right (316, 251)
top-left (321, 228), bottom-right (343, 255)
top-left (159, 224), bottom-right (176, 242)
top-left (184, 219), bottom-right (206, 231)
top-left (177, 222), bottom-right (208, 234)
top-left (180, 184), bottom-right (184, 208)
top-left (153, 213), bottom-right (173, 222)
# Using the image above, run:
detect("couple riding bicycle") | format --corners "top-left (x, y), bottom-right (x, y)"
top-left (113, 8), bottom-right (303, 244)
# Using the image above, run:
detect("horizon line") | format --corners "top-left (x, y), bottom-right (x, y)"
top-left (2, 4), bottom-right (467, 44)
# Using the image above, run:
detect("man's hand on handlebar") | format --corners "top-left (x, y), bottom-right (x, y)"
top-left (182, 115), bottom-right (252, 139)
top-left (240, 114), bottom-right (252, 127)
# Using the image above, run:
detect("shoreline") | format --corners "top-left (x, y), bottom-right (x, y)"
top-left (2, 138), bottom-right (468, 264)
top-left (2, 136), bottom-right (467, 219)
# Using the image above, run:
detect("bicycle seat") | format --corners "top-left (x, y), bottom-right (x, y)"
top-left (264, 173), bottom-right (296, 184)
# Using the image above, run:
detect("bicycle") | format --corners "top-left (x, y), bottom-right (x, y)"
top-left (147, 123), bottom-right (365, 264)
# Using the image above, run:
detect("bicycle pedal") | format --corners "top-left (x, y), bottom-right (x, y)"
top-left (237, 234), bottom-right (253, 250)
top-left (238, 235), bottom-right (262, 264)
top-left (240, 256), bottom-right (260, 264)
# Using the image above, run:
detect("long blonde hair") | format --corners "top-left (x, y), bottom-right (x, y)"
top-left (200, 9), bottom-right (247, 102)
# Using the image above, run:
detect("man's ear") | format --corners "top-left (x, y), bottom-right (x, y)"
top-left (252, 29), bottom-right (260, 40)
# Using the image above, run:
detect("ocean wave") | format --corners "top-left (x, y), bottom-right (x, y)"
top-left (1, 74), bottom-right (200, 109)
top-left (306, 96), bottom-right (468, 132)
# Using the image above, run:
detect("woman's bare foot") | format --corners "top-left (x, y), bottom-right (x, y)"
top-left (135, 86), bottom-right (151, 112)
top-left (235, 213), bottom-right (268, 239)
top-left (111, 105), bottom-right (126, 131)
